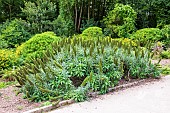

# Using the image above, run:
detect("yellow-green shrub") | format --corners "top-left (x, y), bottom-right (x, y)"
top-left (130, 28), bottom-right (163, 46)
top-left (81, 27), bottom-right (104, 40)
top-left (16, 32), bottom-right (61, 62)
top-left (0, 49), bottom-right (18, 71)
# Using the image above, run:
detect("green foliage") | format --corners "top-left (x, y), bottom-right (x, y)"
top-left (160, 66), bottom-right (170, 75)
top-left (21, 0), bottom-right (57, 34)
top-left (0, 19), bottom-right (31, 48)
top-left (80, 19), bottom-right (98, 32)
top-left (65, 86), bottom-right (88, 102)
top-left (52, 15), bottom-right (70, 37)
top-left (0, 81), bottom-right (16, 89)
top-left (113, 38), bottom-right (137, 47)
top-left (0, 0), bottom-right (25, 22)
top-left (0, 49), bottom-right (18, 71)
top-left (0, 82), bottom-right (6, 89)
top-left (58, 0), bottom-right (75, 36)
top-left (151, 0), bottom-right (170, 27)
top-left (104, 3), bottom-right (137, 38)
top-left (13, 37), bottom-right (160, 102)
top-left (161, 49), bottom-right (170, 59)
top-left (20, 67), bottom-right (74, 102)
top-left (0, 38), bottom-right (8, 49)
top-left (16, 32), bottom-right (61, 62)
top-left (130, 28), bottom-right (163, 46)
top-left (81, 27), bottom-right (104, 40)
top-left (122, 48), bottom-right (160, 78)
top-left (161, 25), bottom-right (170, 47)
top-left (91, 74), bottom-right (111, 94)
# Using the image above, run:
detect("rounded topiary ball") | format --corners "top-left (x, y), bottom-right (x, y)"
top-left (81, 27), bottom-right (104, 40)
top-left (130, 28), bottom-right (163, 46)
top-left (16, 32), bottom-right (61, 61)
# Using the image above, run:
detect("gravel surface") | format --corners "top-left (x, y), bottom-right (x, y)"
top-left (152, 59), bottom-right (170, 66)
top-left (49, 75), bottom-right (170, 113)
top-left (0, 86), bottom-right (41, 113)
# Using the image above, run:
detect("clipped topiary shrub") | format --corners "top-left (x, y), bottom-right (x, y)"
top-left (130, 28), bottom-right (163, 46)
top-left (0, 19), bottom-right (31, 48)
top-left (16, 32), bottom-right (61, 62)
top-left (81, 27), bottom-right (104, 40)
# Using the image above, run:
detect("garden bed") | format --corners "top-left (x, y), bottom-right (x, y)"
top-left (0, 77), bottom-right (160, 113)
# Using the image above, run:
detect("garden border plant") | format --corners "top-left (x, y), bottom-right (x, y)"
top-left (12, 37), bottom-right (160, 103)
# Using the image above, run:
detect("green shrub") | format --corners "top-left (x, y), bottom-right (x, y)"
top-left (0, 38), bottom-right (8, 49)
top-left (80, 18), bottom-right (98, 32)
top-left (65, 87), bottom-right (88, 102)
top-left (21, 0), bottom-right (57, 34)
top-left (91, 74), bottom-right (111, 94)
top-left (0, 19), bottom-right (31, 48)
top-left (16, 32), bottom-right (61, 62)
top-left (161, 24), bottom-right (170, 47)
top-left (52, 15), bottom-right (70, 37)
top-left (161, 49), bottom-right (170, 59)
top-left (131, 28), bottom-right (163, 46)
top-left (103, 3), bottom-right (137, 38)
top-left (0, 49), bottom-right (18, 71)
top-left (81, 27), bottom-right (104, 40)
top-left (13, 37), bottom-right (160, 102)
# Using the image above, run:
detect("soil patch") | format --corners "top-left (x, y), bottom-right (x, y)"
top-left (152, 59), bottom-right (170, 67)
top-left (0, 86), bottom-right (41, 113)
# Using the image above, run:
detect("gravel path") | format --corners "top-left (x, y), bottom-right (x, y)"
top-left (49, 75), bottom-right (170, 113)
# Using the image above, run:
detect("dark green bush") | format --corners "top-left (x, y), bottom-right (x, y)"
top-left (0, 19), bottom-right (31, 48)
top-left (52, 15), bottom-right (70, 37)
top-left (16, 32), bottom-right (61, 62)
top-left (131, 28), bottom-right (163, 46)
top-left (13, 37), bottom-right (160, 102)
top-left (21, 0), bottom-right (57, 34)
top-left (81, 27), bottom-right (104, 40)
